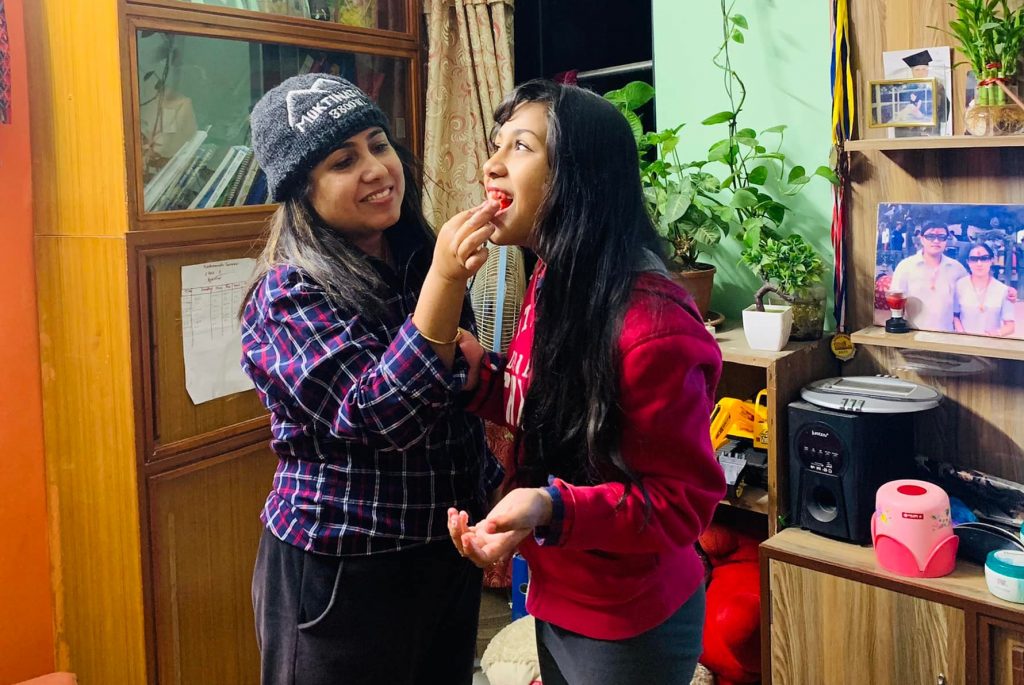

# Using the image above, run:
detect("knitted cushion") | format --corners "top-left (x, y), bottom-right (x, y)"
top-left (481, 616), bottom-right (540, 685)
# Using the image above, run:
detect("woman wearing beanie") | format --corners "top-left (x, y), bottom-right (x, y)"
top-left (241, 73), bottom-right (503, 685)
top-left (420, 80), bottom-right (726, 684)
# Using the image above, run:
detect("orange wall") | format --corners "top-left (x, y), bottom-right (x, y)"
top-left (0, 0), bottom-right (57, 680)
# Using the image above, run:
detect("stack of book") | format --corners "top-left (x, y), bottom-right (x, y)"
top-left (143, 132), bottom-right (270, 212)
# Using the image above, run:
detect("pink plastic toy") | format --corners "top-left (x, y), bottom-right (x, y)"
top-left (871, 479), bottom-right (958, 578)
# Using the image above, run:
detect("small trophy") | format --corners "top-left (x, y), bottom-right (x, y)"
top-left (884, 290), bottom-right (910, 333)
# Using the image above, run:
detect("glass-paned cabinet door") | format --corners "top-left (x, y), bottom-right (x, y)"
top-left (172, 0), bottom-right (406, 32)
top-left (136, 30), bottom-right (411, 213)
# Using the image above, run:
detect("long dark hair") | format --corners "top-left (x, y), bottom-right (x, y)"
top-left (243, 140), bottom-right (434, 320)
top-left (498, 80), bottom-right (665, 498)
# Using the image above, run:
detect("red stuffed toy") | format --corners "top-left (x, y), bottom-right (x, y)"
top-left (697, 523), bottom-right (762, 685)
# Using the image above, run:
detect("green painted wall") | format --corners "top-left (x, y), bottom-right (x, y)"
top-left (653, 0), bottom-right (835, 323)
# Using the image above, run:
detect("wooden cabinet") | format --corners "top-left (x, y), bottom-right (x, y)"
top-left (756, 0), bottom-right (1024, 681)
top-left (712, 325), bottom-right (837, 534)
top-left (764, 529), bottom-right (1024, 685)
top-left (24, 1), bottom-right (423, 683)
top-left (768, 556), bottom-right (965, 685)
top-left (982, 617), bottom-right (1024, 685)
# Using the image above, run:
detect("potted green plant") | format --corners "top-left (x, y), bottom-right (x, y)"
top-left (603, 81), bottom-right (725, 319)
top-left (740, 234), bottom-right (826, 348)
top-left (934, 0), bottom-right (1024, 135)
top-left (604, 0), bottom-right (836, 322)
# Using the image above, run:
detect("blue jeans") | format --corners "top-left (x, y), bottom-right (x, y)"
top-left (535, 584), bottom-right (705, 685)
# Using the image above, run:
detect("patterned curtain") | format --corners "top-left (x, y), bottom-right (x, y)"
top-left (423, 0), bottom-right (517, 590)
top-left (422, 0), bottom-right (514, 229)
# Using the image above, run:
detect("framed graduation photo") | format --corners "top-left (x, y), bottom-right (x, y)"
top-left (868, 78), bottom-right (938, 129)
top-left (882, 47), bottom-right (953, 137)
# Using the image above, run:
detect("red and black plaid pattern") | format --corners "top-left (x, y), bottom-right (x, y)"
top-left (241, 261), bottom-right (502, 555)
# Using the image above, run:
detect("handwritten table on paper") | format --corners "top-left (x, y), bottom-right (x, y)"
top-left (181, 258), bottom-right (256, 404)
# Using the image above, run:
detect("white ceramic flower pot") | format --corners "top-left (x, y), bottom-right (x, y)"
top-left (742, 304), bottom-right (794, 351)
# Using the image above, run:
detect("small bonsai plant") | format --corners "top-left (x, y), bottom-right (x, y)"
top-left (740, 234), bottom-right (825, 310)
top-left (934, 0), bottom-right (1024, 107)
top-left (740, 234), bottom-right (826, 340)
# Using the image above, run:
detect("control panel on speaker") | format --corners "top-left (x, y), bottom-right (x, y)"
top-left (795, 423), bottom-right (844, 475)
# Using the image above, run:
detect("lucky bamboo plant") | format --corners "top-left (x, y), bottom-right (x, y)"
top-left (935, 0), bottom-right (1024, 106)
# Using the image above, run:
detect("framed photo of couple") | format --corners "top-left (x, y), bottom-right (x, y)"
top-left (874, 203), bottom-right (1024, 340)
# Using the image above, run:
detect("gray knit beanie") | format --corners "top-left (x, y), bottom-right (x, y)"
top-left (250, 73), bottom-right (390, 201)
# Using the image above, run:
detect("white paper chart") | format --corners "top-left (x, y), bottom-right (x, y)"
top-left (181, 258), bottom-right (257, 404)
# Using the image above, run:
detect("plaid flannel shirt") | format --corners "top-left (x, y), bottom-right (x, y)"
top-left (241, 251), bottom-right (502, 556)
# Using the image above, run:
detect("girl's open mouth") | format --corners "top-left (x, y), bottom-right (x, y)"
top-left (488, 189), bottom-right (513, 215)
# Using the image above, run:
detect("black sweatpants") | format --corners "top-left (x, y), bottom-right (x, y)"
top-left (252, 529), bottom-right (483, 685)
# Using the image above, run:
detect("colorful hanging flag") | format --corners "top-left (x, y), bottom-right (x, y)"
top-left (830, 0), bottom-right (853, 333)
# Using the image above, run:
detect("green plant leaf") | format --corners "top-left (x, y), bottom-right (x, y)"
top-left (664, 190), bottom-right (692, 223)
top-left (732, 29), bottom-right (745, 43)
top-left (656, 216), bottom-right (674, 238)
top-left (661, 133), bottom-right (680, 156)
top-left (707, 139), bottom-right (733, 162)
top-left (766, 202), bottom-right (787, 225)
top-left (731, 13), bottom-right (749, 29)
top-left (697, 173), bottom-right (722, 193)
top-left (730, 188), bottom-right (758, 208)
top-left (695, 220), bottom-right (723, 247)
top-left (624, 110), bottom-right (644, 144)
top-left (604, 81), bottom-right (655, 110)
top-left (761, 124), bottom-right (787, 134)
top-left (715, 205), bottom-right (737, 223)
top-left (702, 111), bottom-right (736, 125)
top-left (787, 165), bottom-right (806, 183)
top-left (814, 165), bottom-right (840, 185)
top-left (748, 165), bottom-right (769, 185)
top-left (742, 217), bottom-right (765, 232)
top-left (742, 226), bottom-right (761, 250)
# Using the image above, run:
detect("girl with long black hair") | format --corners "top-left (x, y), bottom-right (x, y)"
top-left (416, 79), bottom-right (726, 684)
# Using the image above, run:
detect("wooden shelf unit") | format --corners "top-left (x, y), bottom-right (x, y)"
top-left (711, 323), bottom-right (838, 533)
top-left (850, 325), bottom-right (1024, 362)
top-left (762, 528), bottom-right (1024, 685)
top-left (720, 485), bottom-right (770, 516)
top-left (757, 1), bottom-right (1024, 682)
top-left (763, 528), bottom-right (1022, 621)
top-left (846, 134), bottom-right (1024, 152)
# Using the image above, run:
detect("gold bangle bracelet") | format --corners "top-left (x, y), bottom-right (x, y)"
top-left (418, 326), bottom-right (463, 346)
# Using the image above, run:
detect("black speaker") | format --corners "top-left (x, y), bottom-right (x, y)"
top-left (788, 400), bottom-right (915, 543)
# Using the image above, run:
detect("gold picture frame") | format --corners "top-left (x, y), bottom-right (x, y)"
top-left (868, 77), bottom-right (939, 128)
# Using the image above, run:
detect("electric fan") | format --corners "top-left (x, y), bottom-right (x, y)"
top-left (470, 244), bottom-right (527, 354)
top-left (470, 243), bottom-right (526, 590)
